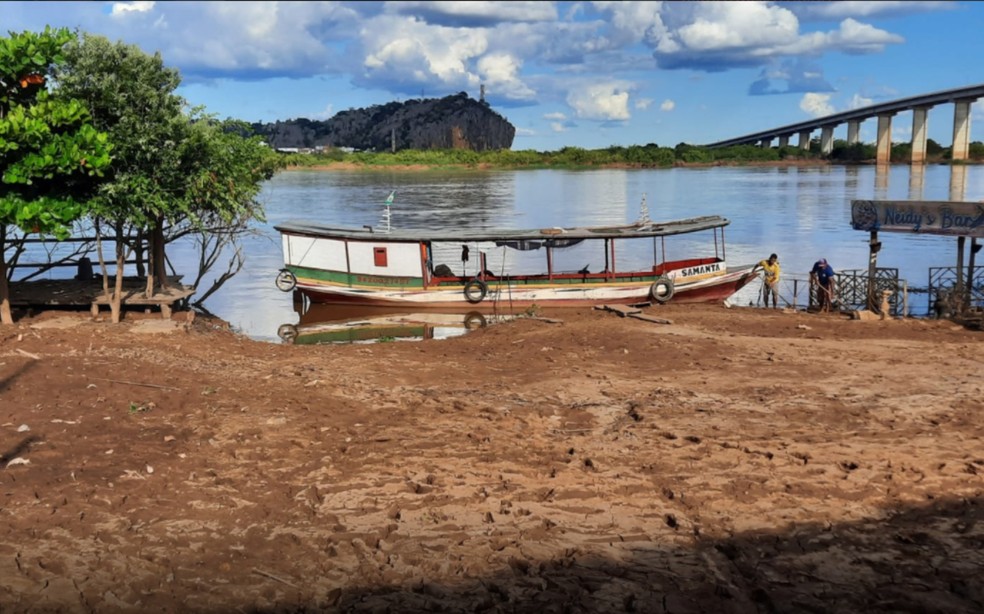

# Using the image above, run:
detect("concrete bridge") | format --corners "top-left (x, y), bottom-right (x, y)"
top-left (705, 83), bottom-right (984, 164)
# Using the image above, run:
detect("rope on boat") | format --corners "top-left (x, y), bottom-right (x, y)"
top-left (492, 245), bottom-right (512, 318)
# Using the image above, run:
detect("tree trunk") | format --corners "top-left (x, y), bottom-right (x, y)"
top-left (135, 229), bottom-right (146, 278)
top-left (0, 246), bottom-right (11, 325)
top-left (110, 223), bottom-right (125, 323)
top-left (111, 262), bottom-right (123, 323)
top-left (152, 218), bottom-right (167, 290)
top-left (144, 226), bottom-right (154, 297)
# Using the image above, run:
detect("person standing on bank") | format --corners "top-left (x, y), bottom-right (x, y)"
top-left (810, 258), bottom-right (836, 312)
top-left (752, 253), bottom-right (781, 309)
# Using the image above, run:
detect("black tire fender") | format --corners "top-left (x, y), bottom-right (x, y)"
top-left (277, 323), bottom-right (298, 343)
top-left (649, 276), bottom-right (675, 303)
top-left (463, 279), bottom-right (488, 304)
top-left (463, 311), bottom-right (487, 330)
top-left (276, 269), bottom-right (297, 292)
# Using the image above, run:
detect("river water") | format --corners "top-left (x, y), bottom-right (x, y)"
top-left (176, 164), bottom-right (983, 342)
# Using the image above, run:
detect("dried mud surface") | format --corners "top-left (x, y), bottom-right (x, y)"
top-left (1, 304), bottom-right (982, 613)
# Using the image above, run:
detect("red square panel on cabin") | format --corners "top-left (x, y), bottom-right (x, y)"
top-left (373, 247), bottom-right (388, 267)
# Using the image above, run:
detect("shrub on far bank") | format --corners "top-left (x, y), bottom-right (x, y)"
top-left (278, 138), bottom-right (984, 170)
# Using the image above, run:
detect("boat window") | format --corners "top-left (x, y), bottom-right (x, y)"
top-left (373, 247), bottom-right (388, 267)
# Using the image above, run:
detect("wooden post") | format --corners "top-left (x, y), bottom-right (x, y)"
top-left (968, 237), bottom-right (978, 308)
top-left (867, 230), bottom-right (880, 311)
top-left (604, 239), bottom-right (611, 280)
top-left (956, 236), bottom-right (966, 312)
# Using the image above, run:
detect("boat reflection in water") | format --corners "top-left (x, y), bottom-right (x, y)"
top-left (278, 297), bottom-right (510, 345)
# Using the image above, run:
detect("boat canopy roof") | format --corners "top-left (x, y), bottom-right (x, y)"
top-left (275, 215), bottom-right (730, 243)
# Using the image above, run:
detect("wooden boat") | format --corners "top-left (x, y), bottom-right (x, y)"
top-left (274, 211), bottom-right (757, 310)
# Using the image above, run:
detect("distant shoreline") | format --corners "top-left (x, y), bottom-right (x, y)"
top-left (285, 158), bottom-right (840, 172)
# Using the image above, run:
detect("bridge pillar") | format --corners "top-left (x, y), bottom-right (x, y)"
top-left (911, 107), bottom-right (930, 164)
top-left (759, 138), bottom-right (772, 148)
top-left (820, 125), bottom-right (835, 155)
top-left (952, 98), bottom-right (974, 161)
top-left (797, 130), bottom-right (811, 150)
top-left (876, 113), bottom-right (894, 164)
top-left (950, 163), bottom-right (967, 201)
top-left (778, 135), bottom-right (789, 148)
top-left (847, 120), bottom-right (861, 145)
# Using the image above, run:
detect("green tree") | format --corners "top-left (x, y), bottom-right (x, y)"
top-left (54, 33), bottom-right (186, 321)
top-left (0, 27), bottom-right (112, 324)
top-left (55, 33), bottom-right (281, 321)
top-left (168, 113), bottom-right (281, 307)
top-left (969, 141), bottom-right (984, 161)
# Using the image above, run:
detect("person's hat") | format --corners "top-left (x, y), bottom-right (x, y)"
top-left (820, 258), bottom-right (827, 265)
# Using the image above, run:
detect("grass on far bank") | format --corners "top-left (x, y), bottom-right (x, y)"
top-left (280, 141), bottom-right (984, 171)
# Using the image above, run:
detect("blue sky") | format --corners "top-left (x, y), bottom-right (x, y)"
top-left (3, 1), bottom-right (983, 150)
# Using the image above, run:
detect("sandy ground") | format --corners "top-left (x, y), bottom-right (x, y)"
top-left (0, 303), bottom-right (982, 613)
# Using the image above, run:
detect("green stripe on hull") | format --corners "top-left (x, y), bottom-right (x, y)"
top-left (286, 265), bottom-right (663, 291)
top-left (287, 265), bottom-right (425, 289)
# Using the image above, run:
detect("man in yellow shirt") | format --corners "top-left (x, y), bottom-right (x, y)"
top-left (753, 253), bottom-right (780, 309)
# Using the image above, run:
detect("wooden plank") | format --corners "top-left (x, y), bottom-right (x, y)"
top-left (628, 313), bottom-right (673, 325)
top-left (597, 304), bottom-right (642, 317)
top-left (90, 287), bottom-right (195, 306)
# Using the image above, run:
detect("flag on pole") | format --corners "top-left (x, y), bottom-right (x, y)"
top-left (381, 191), bottom-right (395, 233)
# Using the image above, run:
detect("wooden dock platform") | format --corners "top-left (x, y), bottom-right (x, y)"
top-left (9, 277), bottom-right (195, 319)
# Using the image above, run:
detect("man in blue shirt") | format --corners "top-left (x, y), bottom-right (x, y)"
top-left (811, 258), bottom-right (836, 312)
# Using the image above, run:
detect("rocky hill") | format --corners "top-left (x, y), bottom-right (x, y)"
top-left (252, 92), bottom-right (515, 152)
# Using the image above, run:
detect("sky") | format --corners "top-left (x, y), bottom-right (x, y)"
top-left (3, 1), bottom-right (983, 151)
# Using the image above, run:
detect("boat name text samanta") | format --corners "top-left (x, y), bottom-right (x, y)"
top-left (678, 262), bottom-right (722, 278)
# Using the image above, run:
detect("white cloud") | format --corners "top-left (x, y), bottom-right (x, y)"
top-left (672, 2), bottom-right (799, 52)
top-left (550, 122), bottom-right (568, 133)
top-left (659, 99), bottom-right (675, 112)
top-left (112, 2), bottom-right (360, 77)
top-left (891, 125), bottom-right (912, 141)
top-left (386, 1), bottom-right (558, 24)
top-left (780, 18), bottom-right (904, 55)
top-left (476, 53), bottom-right (536, 99)
top-left (363, 17), bottom-right (487, 86)
top-left (646, 2), bottom-right (904, 70)
top-left (312, 103), bottom-right (335, 120)
top-left (792, 1), bottom-right (954, 20)
top-left (110, 1), bottom-right (154, 17)
top-left (634, 98), bottom-right (653, 110)
top-left (972, 100), bottom-right (984, 121)
top-left (591, 1), bottom-right (665, 46)
top-left (800, 93), bottom-right (834, 118)
top-left (359, 15), bottom-right (537, 102)
top-left (847, 93), bottom-right (874, 110)
top-left (749, 59), bottom-right (833, 95)
top-left (567, 82), bottom-right (631, 121)
top-left (543, 112), bottom-right (567, 120)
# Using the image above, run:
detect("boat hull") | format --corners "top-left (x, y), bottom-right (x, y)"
top-left (289, 267), bottom-right (757, 310)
